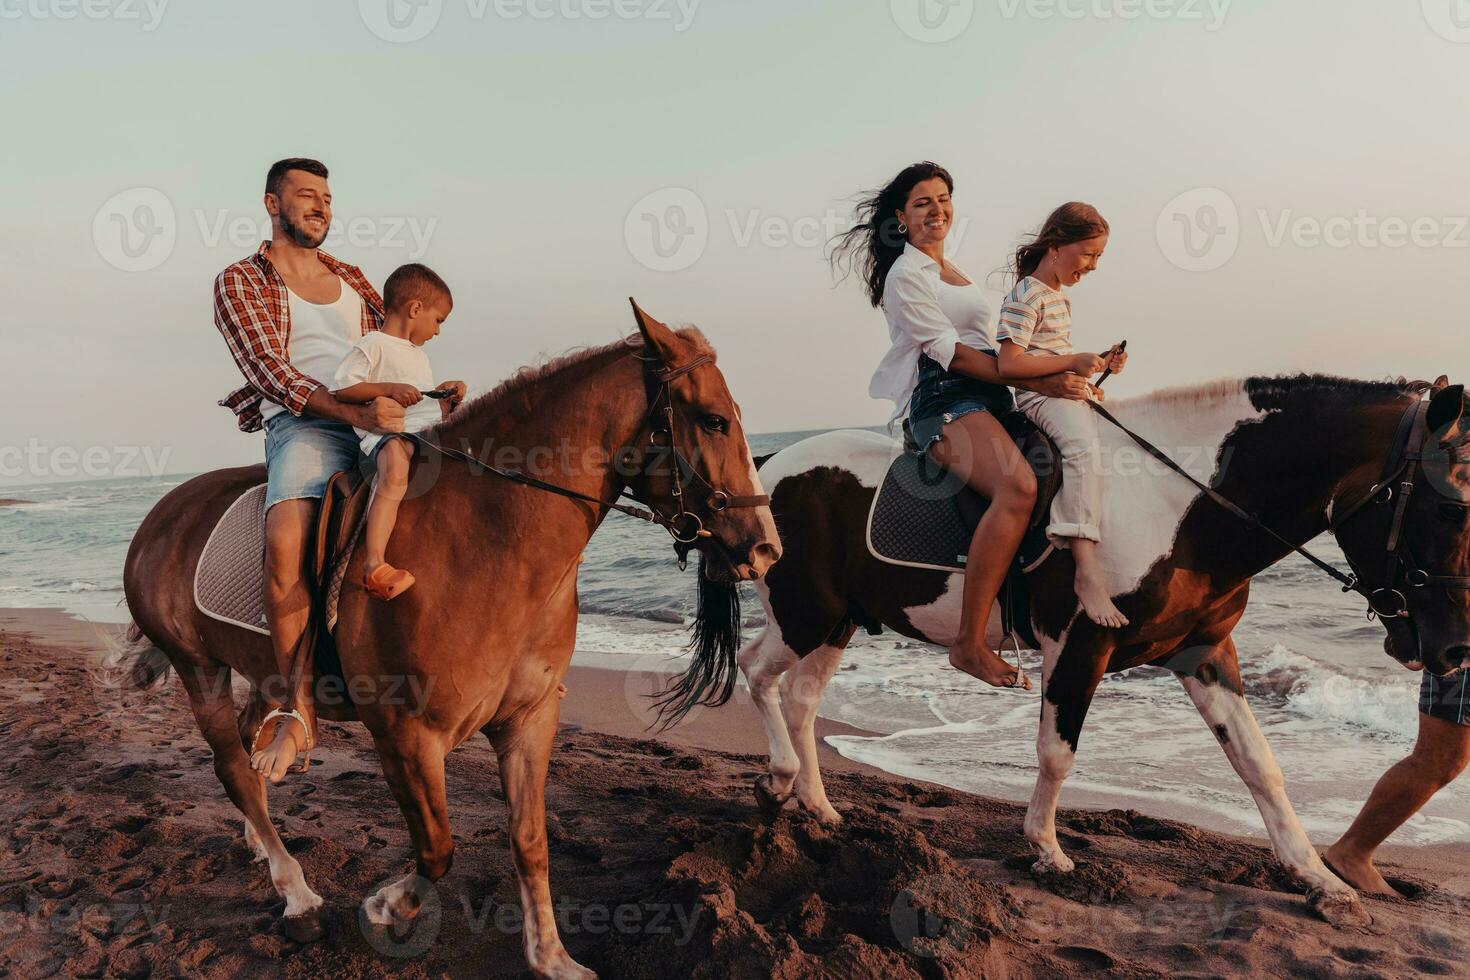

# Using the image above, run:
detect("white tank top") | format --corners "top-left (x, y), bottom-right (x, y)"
top-left (936, 278), bottom-right (996, 355)
top-left (260, 276), bottom-right (364, 422)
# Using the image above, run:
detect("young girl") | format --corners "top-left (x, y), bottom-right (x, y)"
top-left (996, 203), bottom-right (1129, 628)
top-left (333, 263), bottom-right (466, 600)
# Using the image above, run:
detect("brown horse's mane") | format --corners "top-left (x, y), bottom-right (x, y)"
top-left (427, 326), bottom-right (715, 441)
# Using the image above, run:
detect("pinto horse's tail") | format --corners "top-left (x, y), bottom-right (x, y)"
top-left (650, 553), bottom-right (743, 730)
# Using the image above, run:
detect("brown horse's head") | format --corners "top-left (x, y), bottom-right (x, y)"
top-left (1340, 381), bottom-right (1470, 675)
top-left (629, 299), bottom-right (782, 584)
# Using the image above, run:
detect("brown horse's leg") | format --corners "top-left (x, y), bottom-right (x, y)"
top-left (486, 700), bottom-right (596, 980)
top-left (362, 730), bottom-right (453, 928)
top-left (175, 660), bottom-right (326, 940)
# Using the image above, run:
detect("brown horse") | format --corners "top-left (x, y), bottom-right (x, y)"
top-left (118, 304), bottom-right (780, 980)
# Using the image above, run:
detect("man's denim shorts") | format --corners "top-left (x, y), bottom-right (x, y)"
top-left (263, 413), bottom-right (364, 511)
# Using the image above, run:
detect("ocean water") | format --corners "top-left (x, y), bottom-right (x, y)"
top-left (2, 427), bottom-right (1465, 846)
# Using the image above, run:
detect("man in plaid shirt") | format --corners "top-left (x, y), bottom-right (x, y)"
top-left (214, 158), bottom-right (404, 783)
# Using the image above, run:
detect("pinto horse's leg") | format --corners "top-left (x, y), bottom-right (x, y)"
top-left (176, 662), bottom-right (325, 939)
top-left (1175, 647), bottom-right (1371, 926)
top-left (487, 697), bottom-right (596, 980)
top-left (778, 636), bottom-right (852, 825)
top-left (1024, 635), bottom-right (1109, 874)
top-left (363, 730), bottom-right (453, 930)
top-left (736, 627), bottom-right (800, 818)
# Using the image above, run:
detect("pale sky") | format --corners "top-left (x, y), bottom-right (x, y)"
top-left (3, 0), bottom-right (1469, 485)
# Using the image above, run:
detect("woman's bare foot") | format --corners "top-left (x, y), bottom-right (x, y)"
top-left (1076, 569), bottom-right (1129, 628)
top-left (1324, 843), bottom-right (1403, 898)
top-left (250, 717), bottom-right (308, 784)
top-left (948, 643), bottom-right (1032, 690)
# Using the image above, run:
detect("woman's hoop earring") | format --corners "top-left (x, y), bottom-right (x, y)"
top-left (898, 221), bottom-right (908, 235)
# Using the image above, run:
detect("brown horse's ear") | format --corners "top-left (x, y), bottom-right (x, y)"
top-left (1427, 383), bottom-right (1466, 439)
top-left (629, 297), bottom-right (682, 365)
top-left (1433, 375), bottom-right (1451, 393)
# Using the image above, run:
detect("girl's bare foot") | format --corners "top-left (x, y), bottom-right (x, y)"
top-left (948, 643), bottom-right (1032, 690)
top-left (1076, 569), bottom-right (1129, 628)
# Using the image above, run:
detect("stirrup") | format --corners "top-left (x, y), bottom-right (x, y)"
top-left (251, 707), bottom-right (315, 774)
top-left (1002, 633), bottom-right (1030, 690)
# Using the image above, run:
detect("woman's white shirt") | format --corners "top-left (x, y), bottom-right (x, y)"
top-left (868, 242), bottom-right (996, 428)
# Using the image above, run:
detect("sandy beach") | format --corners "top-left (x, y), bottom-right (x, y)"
top-left (3, 606), bottom-right (1469, 979)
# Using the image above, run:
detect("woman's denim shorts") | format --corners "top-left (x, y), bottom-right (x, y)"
top-left (263, 412), bottom-right (364, 510)
top-left (907, 354), bottom-right (1016, 458)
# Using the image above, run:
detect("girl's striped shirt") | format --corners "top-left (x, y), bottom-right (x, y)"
top-left (996, 276), bottom-right (1073, 356)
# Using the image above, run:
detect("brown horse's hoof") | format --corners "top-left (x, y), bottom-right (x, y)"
top-left (752, 775), bottom-right (788, 821)
top-left (283, 908), bottom-right (327, 943)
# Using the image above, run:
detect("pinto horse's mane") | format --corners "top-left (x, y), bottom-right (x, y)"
top-left (427, 326), bottom-right (714, 440)
top-left (1112, 374), bottom-right (1429, 414)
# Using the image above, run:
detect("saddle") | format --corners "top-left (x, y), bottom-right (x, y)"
top-left (194, 469), bottom-right (374, 685)
top-left (864, 415), bottom-right (1064, 648)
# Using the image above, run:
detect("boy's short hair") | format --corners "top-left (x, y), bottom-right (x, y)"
top-left (265, 158), bottom-right (329, 197)
top-left (383, 263), bottom-right (453, 313)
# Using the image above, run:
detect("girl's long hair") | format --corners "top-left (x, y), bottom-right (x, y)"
top-left (1011, 202), bottom-right (1109, 283)
top-left (829, 162), bottom-right (954, 308)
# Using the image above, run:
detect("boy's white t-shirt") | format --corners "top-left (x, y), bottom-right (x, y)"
top-left (334, 332), bottom-right (442, 454)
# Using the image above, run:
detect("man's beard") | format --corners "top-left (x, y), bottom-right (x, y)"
top-left (279, 212), bottom-right (329, 248)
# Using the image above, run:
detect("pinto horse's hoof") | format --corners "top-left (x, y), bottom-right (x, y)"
top-left (1308, 888), bottom-right (1373, 928)
top-left (283, 908), bottom-right (327, 943)
top-left (752, 775), bottom-right (788, 821)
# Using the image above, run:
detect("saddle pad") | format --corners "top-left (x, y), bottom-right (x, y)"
top-left (865, 453), bottom-right (1053, 574)
top-left (194, 485), bottom-right (361, 636)
top-left (194, 484), bottom-right (271, 635)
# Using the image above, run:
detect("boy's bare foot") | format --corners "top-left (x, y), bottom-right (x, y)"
top-left (1324, 843), bottom-right (1403, 898)
top-left (948, 643), bottom-right (1032, 690)
top-left (250, 713), bottom-right (310, 785)
top-left (1076, 570), bottom-right (1129, 629)
top-left (364, 563), bottom-right (415, 600)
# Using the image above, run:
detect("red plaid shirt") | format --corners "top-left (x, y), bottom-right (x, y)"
top-left (215, 242), bottom-right (385, 432)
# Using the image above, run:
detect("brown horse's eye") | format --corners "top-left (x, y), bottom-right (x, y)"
top-left (702, 415), bottom-right (729, 434)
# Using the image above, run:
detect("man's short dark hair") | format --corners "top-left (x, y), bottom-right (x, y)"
top-left (265, 158), bottom-right (329, 197)
top-left (384, 263), bottom-right (453, 313)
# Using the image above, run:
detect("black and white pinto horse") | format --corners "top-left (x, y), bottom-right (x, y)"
top-left (735, 375), bottom-right (1470, 924)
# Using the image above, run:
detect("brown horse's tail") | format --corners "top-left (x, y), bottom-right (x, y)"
top-left (651, 553), bottom-right (743, 730)
top-left (100, 620), bottom-right (174, 691)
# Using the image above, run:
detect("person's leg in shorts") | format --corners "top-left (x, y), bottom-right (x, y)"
top-left (1326, 671), bottom-right (1470, 895)
top-left (252, 413), bottom-right (362, 783)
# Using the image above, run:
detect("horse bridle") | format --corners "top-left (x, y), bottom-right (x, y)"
top-left (1327, 398), bottom-right (1470, 627)
top-left (1092, 391), bottom-right (1470, 644)
top-left (629, 352), bottom-right (771, 562)
top-left (407, 349), bottom-right (768, 565)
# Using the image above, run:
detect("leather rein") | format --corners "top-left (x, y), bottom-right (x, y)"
top-left (1089, 394), bottom-right (1470, 628)
top-left (403, 351), bottom-right (769, 561)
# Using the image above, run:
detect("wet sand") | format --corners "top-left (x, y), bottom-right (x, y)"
top-left (3, 606), bottom-right (1469, 979)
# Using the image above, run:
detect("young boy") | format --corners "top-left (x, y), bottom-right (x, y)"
top-left (334, 263), bottom-right (465, 599)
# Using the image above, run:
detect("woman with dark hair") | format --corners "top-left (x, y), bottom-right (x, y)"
top-left (833, 163), bottom-right (1093, 689)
